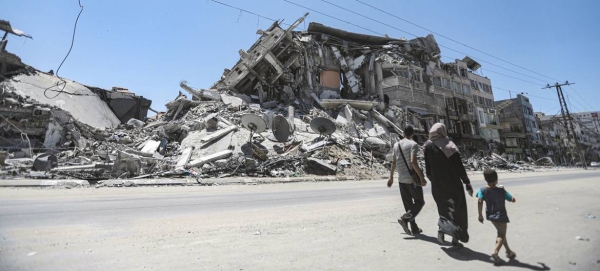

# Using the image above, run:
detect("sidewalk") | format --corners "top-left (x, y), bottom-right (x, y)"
top-left (0, 167), bottom-right (592, 188)
top-left (0, 175), bottom-right (359, 187)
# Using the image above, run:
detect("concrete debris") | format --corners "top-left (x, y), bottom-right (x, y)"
top-left (127, 118), bottom-right (145, 128)
top-left (32, 153), bottom-right (58, 171)
top-left (307, 158), bottom-right (337, 175)
top-left (462, 153), bottom-right (556, 172)
top-left (0, 17), bottom-right (563, 182)
top-left (188, 150), bottom-right (233, 168)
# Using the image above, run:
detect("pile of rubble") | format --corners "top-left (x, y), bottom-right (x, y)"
top-left (1, 15), bottom-right (557, 182)
top-left (463, 153), bottom-right (556, 172)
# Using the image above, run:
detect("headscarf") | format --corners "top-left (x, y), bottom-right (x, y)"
top-left (428, 123), bottom-right (459, 158)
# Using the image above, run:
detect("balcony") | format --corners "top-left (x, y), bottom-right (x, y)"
top-left (502, 131), bottom-right (526, 138)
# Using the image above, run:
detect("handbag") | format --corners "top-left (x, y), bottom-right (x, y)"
top-left (397, 140), bottom-right (421, 186)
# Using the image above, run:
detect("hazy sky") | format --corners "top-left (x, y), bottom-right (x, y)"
top-left (4, 0), bottom-right (599, 114)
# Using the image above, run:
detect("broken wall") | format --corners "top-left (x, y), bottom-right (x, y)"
top-left (1, 72), bottom-right (121, 129)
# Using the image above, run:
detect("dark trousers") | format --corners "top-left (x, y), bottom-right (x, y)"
top-left (399, 183), bottom-right (425, 231)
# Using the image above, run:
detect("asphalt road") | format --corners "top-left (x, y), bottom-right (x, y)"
top-left (0, 170), bottom-right (598, 271)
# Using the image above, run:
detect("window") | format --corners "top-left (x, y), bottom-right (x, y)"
top-left (460, 68), bottom-right (467, 77)
top-left (468, 103), bottom-right (474, 113)
top-left (442, 78), bottom-right (451, 89)
top-left (433, 77), bottom-right (442, 87)
top-left (474, 96), bottom-right (478, 104)
top-left (506, 138), bottom-right (518, 147)
top-left (462, 84), bottom-right (471, 94)
top-left (479, 111), bottom-right (485, 124)
top-left (478, 96), bottom-right (485, 105)
top-left (470, 80), bottom-right (477, 89)
top-left (453, 81), bottom-right (461, 92)
top-left (446, 97), bottom-right (455, 110)
top-left (485, 98), bottom-right (493, 106)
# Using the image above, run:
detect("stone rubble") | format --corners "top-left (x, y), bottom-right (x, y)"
top-left (0, 16), bottom-right (558, 182)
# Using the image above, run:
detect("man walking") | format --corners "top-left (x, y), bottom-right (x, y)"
top-left (387, 126), bottom-right (427, 235)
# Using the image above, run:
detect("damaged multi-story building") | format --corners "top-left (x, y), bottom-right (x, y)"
top-left (495, 94), bottom-right (541, 161)
top-left (538, 111), bottom-right (600, 164)
top-left (210, 15), bottom-right (499, 156)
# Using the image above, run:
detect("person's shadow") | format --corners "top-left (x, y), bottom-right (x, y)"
top-left (404, 234), bottom-right (550, 270)
top-left (441, 246), bottom-right (551, 270)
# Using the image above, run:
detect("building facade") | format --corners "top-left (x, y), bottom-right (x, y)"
top-left (540, 111), bottom-right (600, 164)
top-left (380, 56), bottom-right (499, 156)
top-left (495, 94), bottom-right (540, 160)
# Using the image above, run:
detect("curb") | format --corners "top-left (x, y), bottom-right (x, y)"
top-left (0, 180), bottom-right (91, 187)
top-left (0, 176), bottom-right (359, 188)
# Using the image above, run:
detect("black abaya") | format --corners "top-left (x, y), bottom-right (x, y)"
top-left (424, 141), bottom-right (471, 243)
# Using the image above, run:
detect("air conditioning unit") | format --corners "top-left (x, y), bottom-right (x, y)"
top-left (488, 108), bottom-right (496, 114)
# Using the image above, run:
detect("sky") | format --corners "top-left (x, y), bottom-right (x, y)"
top-left (3, 0), bottom-right (600, 115)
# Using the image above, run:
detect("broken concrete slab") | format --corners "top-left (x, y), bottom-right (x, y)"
top-left (188, 150), bottom-right (233, 167)
top-left (180, 81), bottom-right (222, 101)
top-left (176, 147), bottom-right (194, 168)
top-left (140, 140), bottom-right (161, 154)
top-left (307, 157), bottom-right (337, 175)
top-left (221, 93), bottom-right (244, 107)
top-left (200, 125), bottom-right (237, 144)
top-left (321, 99), bottom-right (377, 111)
top-left (336, 104), bottom-right (353, 124)
top-left (2, 72), bottom-right (120, 129)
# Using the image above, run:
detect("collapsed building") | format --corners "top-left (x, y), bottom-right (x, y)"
top-left (1, 20), bottom-right (152, 161)
top-left (1, 16), bottom-right (553, 181)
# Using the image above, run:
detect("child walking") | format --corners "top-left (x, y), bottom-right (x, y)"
top-left (477, 169), bottom-right (517, 265)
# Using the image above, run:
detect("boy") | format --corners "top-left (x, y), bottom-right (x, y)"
top-left (477, 169), bottom-right (517, 265)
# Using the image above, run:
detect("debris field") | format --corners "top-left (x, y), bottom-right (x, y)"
top-left (0, 16), bottom-right (556, 183)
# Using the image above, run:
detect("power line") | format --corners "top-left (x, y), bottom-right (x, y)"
top-left (315, 0), bottom-right (550, 85)
top-left (440, 56), bottom-right (544, 86)
top-left (568, 94), bottom-right (587, 113)
top-left (317, 0), bottom-right (417, 37)
top-left (210, 0), bottom-right (289, 25)
top-left (353, 0), bottom-right (562, 83)
top-left (283, 0), bottom-right (384, 36)
top-left (45, 0), bottom-right (87, 99)
top-left (481, 68), bottom-right (544, 86)
top-left (567, 84), bottom-right (593, 111)
top-left (56, 0), bottom-right (84, 75)
top-left (206, 1), bottom-right (561, 108)
top-left (494, 86), bottom-right (557, 102)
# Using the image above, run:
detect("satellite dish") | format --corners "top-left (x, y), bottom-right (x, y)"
top-left (241, 114), bottom-right (267, 133)
top-left (272, 115), bottom-right (292, 142)
top-left (310, 117), bottom-right (336, 136)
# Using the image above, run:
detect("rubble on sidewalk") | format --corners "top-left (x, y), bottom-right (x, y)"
top-left (0, 16), bottom-right (558, 182)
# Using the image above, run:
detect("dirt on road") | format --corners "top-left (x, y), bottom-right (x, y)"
top-left (0, 170), bottom-right (598, 271)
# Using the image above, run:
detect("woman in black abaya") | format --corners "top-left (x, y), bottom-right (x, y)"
top-left (424, 123), bottom-right (473, 248)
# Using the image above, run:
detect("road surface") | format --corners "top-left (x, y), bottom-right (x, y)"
top-left (0, 170), bottom-right (598, 270)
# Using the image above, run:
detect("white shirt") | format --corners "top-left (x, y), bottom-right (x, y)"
top-left (393, 139), bottom-right (419, 184)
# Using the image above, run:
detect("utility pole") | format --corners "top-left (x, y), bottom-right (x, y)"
top-left (543, 81), bottom-right (587, 169)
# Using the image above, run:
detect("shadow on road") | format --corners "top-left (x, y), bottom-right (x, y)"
top-left (441, 247), bottom-right (551, 270)
top-left (404, 233), bottom-right (449, 246)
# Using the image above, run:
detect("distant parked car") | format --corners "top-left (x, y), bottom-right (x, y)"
top-left (591, 161), bottom-right (600, 167)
